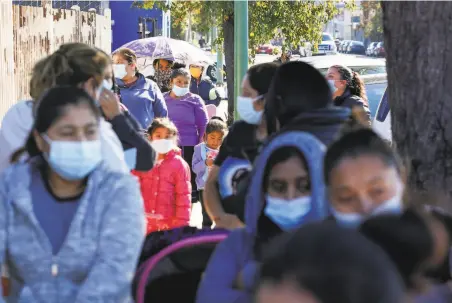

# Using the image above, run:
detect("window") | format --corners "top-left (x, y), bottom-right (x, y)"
top-left (376, 88), bottom-right (390, 122)
top-left (365, 82), bottom-right (387, 118)
top-left (322, 34), bottom-right (333, 41)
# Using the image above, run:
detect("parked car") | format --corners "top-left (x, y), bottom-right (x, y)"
top-left (374, 42), bottom-right (386, 57)
top-left (340, 40), bottom-right (351, 53)
top-left (256, 44), bottom-right (274, 55)
top-left (373, 87), bottom-right (392, 143)
top-left (297, 54), bottom-right (386, 76)
top-left (347, 41), bottom-right (366, 55)
top-left (315, 32), bottom-right (337, 55)
top-left (366, 42), bottom-right (378, 56)
top-left (360, 74), bottom-right (387, 119)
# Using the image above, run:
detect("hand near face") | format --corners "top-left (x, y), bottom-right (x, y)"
top-left (99, 89), bottom-right (121, 120)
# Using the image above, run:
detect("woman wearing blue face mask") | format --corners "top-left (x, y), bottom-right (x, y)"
top-left (203, 63), bottom-right (279, 230)
top-left (164, 68), bottom-right (209, 204)
top-left (3, 86), bottom-right (145, 302)
top-left (324, 119), bottom-right (406, 229)
top-left (196, 131), bottom-right (328, 303)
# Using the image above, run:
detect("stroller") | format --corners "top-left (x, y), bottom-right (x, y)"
top-left (133, 226), bottom-right (229, 303)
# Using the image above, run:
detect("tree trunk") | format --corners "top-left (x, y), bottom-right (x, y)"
top-left (223, 15), bottom-right (235, 125)
top-left (382, 1), bottom-right (452, 208)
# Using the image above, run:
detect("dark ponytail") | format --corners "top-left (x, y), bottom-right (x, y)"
top-left (331, 65), bottom-right (368, 106)
top-left (10, 86), bottom-right (100, 164)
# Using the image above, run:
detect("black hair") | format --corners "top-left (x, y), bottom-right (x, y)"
top-left (170, 68), bottom-right (191, 81)
top-left (147, 117), bottom-right (178, 139)
top-left (152, 58), bottom-right (174, 68)
top-left (205, 118), bottom-right (227, 135)
top-left (259, 222), bottom-right (405, 303)
top-left (359, 210), bottom-right (434, 290)
top-left (324, 127), bottom-right (403, 185)
top-left (263, 146), bottom-right (309, 191)
top-left (173, 62), bottom-right (187, 69)
top-left (254, 146), bottom-right (310, 261)
top-left (264, 61), bottom-right (333, 135)
top-left (424, 206), bottom-right (452, 283)
top-left (210, 116), bottom-right (224, 122)
top-left (11, 86), bottom-right (100, 163)
top-left (331, 65), bottom-right (368, 105)
top-left (247, 62), bottom-right (279, 96)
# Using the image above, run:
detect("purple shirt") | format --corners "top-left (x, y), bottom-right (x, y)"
top-left (30, 166), bottom-right (81, 255)
top-left (164, 92), bottom-right (209, 147)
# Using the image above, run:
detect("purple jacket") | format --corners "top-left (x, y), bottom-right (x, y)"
top-left (196, 131), bottom-right (328, 303)
top-left (192, 143), bottom-right (219, 190)
top-left (414, 284), bottom-right (452, 303)
top-left (164, 92), bottom-right (208, 147)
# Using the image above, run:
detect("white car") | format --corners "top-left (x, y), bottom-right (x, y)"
top-left (316, 33), bottom-right (337, 55)
top-left (372, 87), bottom-right (392, 143)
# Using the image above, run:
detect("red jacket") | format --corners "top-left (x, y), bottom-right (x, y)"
top-left (132, 149), bottom-right (191, 234)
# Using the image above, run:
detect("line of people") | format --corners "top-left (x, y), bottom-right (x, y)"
top-left (0, 39), bottom-right (450, 303)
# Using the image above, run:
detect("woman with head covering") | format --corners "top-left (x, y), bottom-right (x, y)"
top-left (196, 131), bottom-right (328, 303)
top-left (264, 61), bottom-right (350, 142)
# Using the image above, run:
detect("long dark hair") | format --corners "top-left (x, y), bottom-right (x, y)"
top-left (264, 61), bottom-right (332, 135)
top-left (11, 86), bottom-right (101, 163)
top-left (331, 65), bottom-right (368, 105)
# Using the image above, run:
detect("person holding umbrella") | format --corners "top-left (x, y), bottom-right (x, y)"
top-left (112, 48), bottom-right (168, 129)
top-left (189, 62), bottom-right (221, 106)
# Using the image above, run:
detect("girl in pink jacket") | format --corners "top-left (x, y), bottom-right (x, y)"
top-left (132, 118), bottom-right (191, 234)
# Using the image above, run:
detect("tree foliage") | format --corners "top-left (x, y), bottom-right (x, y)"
top-left (139, 0), bottom-right (338, 121)
top-left (142, 0), bottom-right (338, 55)
top-left (361, 1), bottom-right (383, 41)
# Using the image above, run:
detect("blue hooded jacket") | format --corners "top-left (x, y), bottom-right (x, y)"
top-left (196, 131), bottom-right (328, 303)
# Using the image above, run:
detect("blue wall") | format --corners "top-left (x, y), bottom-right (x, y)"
top-left (110, 1), bottom-right (162, 51)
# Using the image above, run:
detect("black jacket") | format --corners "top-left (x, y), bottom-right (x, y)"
top-left (334, 89), bottom-right (371, 124)
top-left (109, 112), bottom-right (156, 172)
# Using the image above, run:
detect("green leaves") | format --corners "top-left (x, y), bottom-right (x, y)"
top-left (139, 0), bottom-right (338, 56)
top-left (361, 1), bottom-right (383, 41)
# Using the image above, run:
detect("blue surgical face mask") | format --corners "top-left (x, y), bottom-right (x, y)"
top-left (328, 79), bottom-right (337, 94)
top-left (237, 95), bottom-right (263, 125)
top-left (43, 134), bottom-right (102, 181)
top-left (264, 194), bottom-right (312, 231)
top-left (332, 209), bottom-right (363, 229)
top-left (333, 186), bottom-right (404, 228)
top-left (172, 84), bottom-right (190, 97)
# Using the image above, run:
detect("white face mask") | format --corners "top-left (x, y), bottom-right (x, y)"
top-left (172, 85), bottom-right (190, 97)
top-left (237, 95), bottom-right (263, 125)
top-left (43, 134), bottom-right (102, 181)
top-left (103, 79), bottom-right (113, 91)
top-left (264, 194), bottom-right (312, 231)
top-left (113, 64), bottom-right (127, 79)
top-left (151, 139), bottom-right (175, 154)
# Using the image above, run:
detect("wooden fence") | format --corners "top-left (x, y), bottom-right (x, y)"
top-left (0, 0), bottom-right (111, 123)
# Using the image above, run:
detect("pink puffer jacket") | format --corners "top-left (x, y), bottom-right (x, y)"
top-left (132, 149), bottom-right (191, 234)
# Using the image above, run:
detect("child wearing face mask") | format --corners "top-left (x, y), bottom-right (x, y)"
top-left (192, 117), bottom-right (228, 227)
top-left (164, 68), bottom-right (209, 205)
top-left (132, 118), bottom-right (191, 234)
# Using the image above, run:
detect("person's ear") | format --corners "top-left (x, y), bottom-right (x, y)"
top-left (33, 130), bottom-right (48, 153)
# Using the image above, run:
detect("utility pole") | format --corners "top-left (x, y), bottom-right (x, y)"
top-left (234, 0), bottom-right (248, 120)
